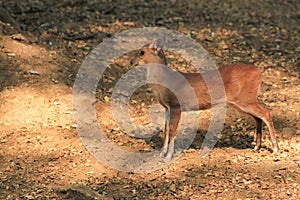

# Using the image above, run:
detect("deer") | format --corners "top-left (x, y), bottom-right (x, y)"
top-left (130, 39), bottom-right (279, 159)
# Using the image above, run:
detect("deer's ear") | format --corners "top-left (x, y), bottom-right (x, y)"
top-left (153, 39), bottom-right (164, 51)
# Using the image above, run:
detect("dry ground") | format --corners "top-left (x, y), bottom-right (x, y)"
top-left (0, 0), bottom-right (299, 199)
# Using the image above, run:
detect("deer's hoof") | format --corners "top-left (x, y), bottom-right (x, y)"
top-left (159, 150), bottom-right (167, 158)
top-left (273, 146), bottom-right (279, 153)
top-left (253, 146), bottom-right (260, 152)
top-left (165, 154), bottom-right (172, 160)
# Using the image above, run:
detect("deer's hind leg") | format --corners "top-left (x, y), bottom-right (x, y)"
top-left (231, 100), bottom-right (279, 153)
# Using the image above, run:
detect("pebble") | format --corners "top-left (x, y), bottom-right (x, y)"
top-left (282, 127), bottom-right (294, 139)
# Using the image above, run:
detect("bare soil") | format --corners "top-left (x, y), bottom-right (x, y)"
top-left (0, 0), bottom-right (299, 199)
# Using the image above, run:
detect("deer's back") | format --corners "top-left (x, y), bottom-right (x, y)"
top-left (178, 64), bottom-right (261, 110)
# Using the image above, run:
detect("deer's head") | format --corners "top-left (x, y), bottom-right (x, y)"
top-left (130, 39), bottom-right (167, 66)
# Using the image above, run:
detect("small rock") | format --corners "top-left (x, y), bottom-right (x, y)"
top-left (170, 183), bottom-right (176, 192)
top-left (11, 33), bottom-right (28, 42)
top-left (60, 185), bottom-right (101, 199)
top-left (7, 52), bottom-right (16, 57)
top-left (29, 70), bottom-right (40, 75)
top-left (282, 127), bottom-right (294, 139)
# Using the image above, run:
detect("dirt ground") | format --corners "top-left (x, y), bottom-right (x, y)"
top-left (0, 0), bottom-right (299, 199)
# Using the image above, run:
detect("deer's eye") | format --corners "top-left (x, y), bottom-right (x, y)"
top-left (139, 50), bottom-right (145, 56)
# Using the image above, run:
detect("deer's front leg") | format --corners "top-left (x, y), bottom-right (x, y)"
top-left (160, 108), bottom-right (170, 157)
top-left (165, 107), bottom-right (181, 160)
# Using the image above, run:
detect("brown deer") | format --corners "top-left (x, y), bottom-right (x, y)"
top-left (130, 39), bottom-right (279, 159)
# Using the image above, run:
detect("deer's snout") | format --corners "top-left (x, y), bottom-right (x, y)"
top-left (130, 59), bottom-right (134, 65)
top-left (130, 58), bottom-right (139, 66)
